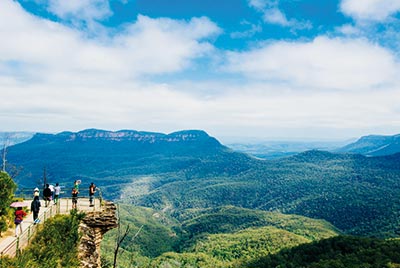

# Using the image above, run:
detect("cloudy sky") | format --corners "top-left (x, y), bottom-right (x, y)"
top-left (1, 0), bottom-right (400, 141)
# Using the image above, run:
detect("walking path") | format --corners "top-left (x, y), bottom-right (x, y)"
top-left (0, 197), bottom-right (101, 258)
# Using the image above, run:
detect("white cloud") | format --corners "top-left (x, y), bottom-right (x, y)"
top-left (1, 0), bottom-right (400, 139)
top-left (46, 0), bottom-right (112, 22)
top-left (247, 0), bottom-right (310, 29)
top-left (263, 8), bottom-right (290, 26)
top-left (0, 1), bottom-right (221, 83)
top-left (230, 21), bottom-right (262, 39)
top-left (340, 0), bottom-right (400, 22)
top-left (224, 36), bottom-right (399, 91)
top-left (336, 24), bottom-right (361, 36)
top-left (248, 0), bottom-right (269, 11)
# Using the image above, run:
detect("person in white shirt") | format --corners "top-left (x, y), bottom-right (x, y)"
top-left (54, 183), bottom-right (61, 204)
top-left (49, 184), bottom-right (55, 201)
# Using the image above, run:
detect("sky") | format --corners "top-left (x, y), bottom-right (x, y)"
top-left (1, 0), bottom-right (400, 142)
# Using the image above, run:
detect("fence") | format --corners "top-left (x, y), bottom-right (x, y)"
top-left (0, 196), bottom-right (102, 258)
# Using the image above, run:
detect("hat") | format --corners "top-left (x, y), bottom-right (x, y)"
top-left (34, 188), bottom-right (39, 192)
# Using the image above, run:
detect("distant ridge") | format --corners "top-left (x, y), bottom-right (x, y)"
top-left (337, 134), bottom-right (400, 156)
top-left (30, 129), bottom-right (215, 143)
top-left (6, 128), bottom-right (238, 188)
top-left (0, 131), bottom-right (35, 146)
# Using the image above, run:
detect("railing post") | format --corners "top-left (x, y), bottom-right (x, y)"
top-left (15, 237), bottom-right (20, 257)
top-left (27, 225), bottom-right (31, 244)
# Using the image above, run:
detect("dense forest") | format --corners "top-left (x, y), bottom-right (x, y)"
top-left (5, 129), bottom-right (400, 238)
top-left (101, 204), bottom-right (400, 268)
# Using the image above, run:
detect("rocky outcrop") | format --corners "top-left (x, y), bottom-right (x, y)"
top-left (78, 202), bottom-right (118, 268)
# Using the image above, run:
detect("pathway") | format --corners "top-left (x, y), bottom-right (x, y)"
top-left (0, 197), bottom-right (101, 258)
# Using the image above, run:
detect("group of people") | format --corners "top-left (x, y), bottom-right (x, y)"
top-left (42, 183), bottom-right (61, 207)
top-left (71, 181), bottom-right (97, 209)
top-left (13, 180), bottom-right (97, 237)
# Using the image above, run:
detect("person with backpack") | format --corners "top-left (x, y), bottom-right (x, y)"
top-left (89, 182), bottom-right (96, 207)
top-left (30, 196), bottom-right (41, 224)
top-left (14, 207), bottom-right (27, 237)
top-left (43, 184), bottom-right (52, 207)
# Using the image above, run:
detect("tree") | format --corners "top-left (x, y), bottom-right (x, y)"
top-left (0, 171), bottom-right (16, 236)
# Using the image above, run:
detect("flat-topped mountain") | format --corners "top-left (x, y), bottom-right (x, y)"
top-left (6, 128), bottom-right (252, 187)
top-left (30, 129), bottom-right (217, 143)
top-left (337, 134), bottom-right (400, 156)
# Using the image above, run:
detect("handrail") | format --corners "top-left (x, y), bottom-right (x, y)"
top-left (0, 197), bottom-right (101, 258)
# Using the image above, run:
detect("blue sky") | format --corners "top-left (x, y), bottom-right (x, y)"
top-left (1, 0), bottom-right (400, 141)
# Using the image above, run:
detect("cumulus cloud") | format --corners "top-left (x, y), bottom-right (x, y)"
top-left (46, 0), bottom-right (112, 22)
top-left (340, 0), bottom-right (400, 22)
top-left (0, 0), bottom-right (222, 132)
top-left (1, 0), bottom-right (400, 139)
top-left (0, 1), bottom-right (221, 83)
top-left (224, 36), bottom-right (399, 91)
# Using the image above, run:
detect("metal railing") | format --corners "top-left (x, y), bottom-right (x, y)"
top-left (0, 196), bottom-right (102, 258)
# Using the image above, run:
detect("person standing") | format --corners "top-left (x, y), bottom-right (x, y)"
top-left (71, 187), bottom-right (79, 210)
top-left (43, 184), bottom-right (52, 207)
top-left (49, 184), bottom-right (55, 201)
top-left (54, 183), bottom-right (61, 204)
top-left (89, 182), bottom-right (96, 207)
top-left (14, 207), bottom-right (27, 237)
top-left (30, 196), bottom-right (41, 224)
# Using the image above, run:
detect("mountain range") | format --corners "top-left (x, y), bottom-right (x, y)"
top-left (4, 129), bottom-right (400, 238)
top-left (337, 134), bottom-right (400, 156)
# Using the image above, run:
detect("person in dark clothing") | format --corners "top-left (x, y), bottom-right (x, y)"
top-left (71, 187), bottom-right (79, 210)
top-left (89, 182), bottom-right (96, 207)
top-left (30, 196), bottom-right (41, 224)
top-left (43, 184), bottom-right (52, 207)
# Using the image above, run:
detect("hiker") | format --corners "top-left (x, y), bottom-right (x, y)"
top-left (71, 187), bottom-right (79, 210)
top-left (89, 182), bottom-right (96, 207)
top-left (49, 184), bottom-right (55, 201)
top-left (54, 183), bottom-right (61, 204)
top-left (14, 207), bottom-right (27, 237)
top-left (33, 187), bottom-right (39, 197)
top-left (43, 184), bottom-right (52, 207)
top-left (30, 196), bottom-right (41, 224)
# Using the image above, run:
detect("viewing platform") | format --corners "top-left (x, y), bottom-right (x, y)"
top-left (0, 197), bottom-right (102, 258)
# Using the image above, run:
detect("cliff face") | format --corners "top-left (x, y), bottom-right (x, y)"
top-left (78, 202), bottom-right (118, 268)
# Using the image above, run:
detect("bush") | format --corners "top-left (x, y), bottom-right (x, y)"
top-left (0, 172), bottom-right (16, 236)
top-left (0, 211), bottom-right (84, 268)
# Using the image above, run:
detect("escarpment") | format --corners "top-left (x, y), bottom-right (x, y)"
top-left (78, 202), bottom-right (118, 268)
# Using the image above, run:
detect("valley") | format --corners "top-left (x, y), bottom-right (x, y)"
top-left (3, 129), bottom-right (400, 267)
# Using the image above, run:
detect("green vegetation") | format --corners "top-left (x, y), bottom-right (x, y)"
top-left (0, 171), bottom-right (16, 236)
top-left (101, 204), bottom-right (181, 267)
top-left (7, 130), bottom-right (400, 237)
top-left (0, 211), bottom-right (84, 268)
top-left (247, 235), bottom-right (400, 268)
top-left (101, 204), bottom-right (339, 268)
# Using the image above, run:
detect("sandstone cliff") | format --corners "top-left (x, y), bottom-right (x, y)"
top-left (78, 202), bottom-right (118, 268)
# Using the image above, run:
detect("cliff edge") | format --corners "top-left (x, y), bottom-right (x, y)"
top-left (78, 201), bottom-right (118, 268)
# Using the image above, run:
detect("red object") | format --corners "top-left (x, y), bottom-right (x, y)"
top-left (15, 209), bottom-right (27, 221)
